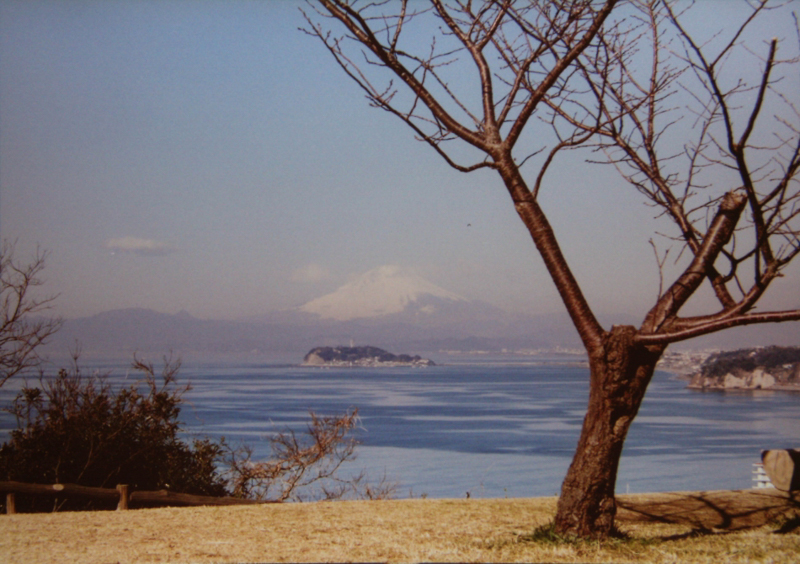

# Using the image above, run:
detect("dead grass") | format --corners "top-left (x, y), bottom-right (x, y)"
top-left (0, 490), bottom-right (797, 563)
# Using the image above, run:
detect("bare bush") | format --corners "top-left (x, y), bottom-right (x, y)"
top-left (225, 408), bottom-right (396, 502)
top-left (0, 241), bottom-right (61, 387)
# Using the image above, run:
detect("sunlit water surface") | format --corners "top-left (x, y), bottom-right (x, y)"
top-left (1, 353), bottom-right (797, 498)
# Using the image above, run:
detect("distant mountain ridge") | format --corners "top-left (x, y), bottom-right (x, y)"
top-left (48, 305), bottom-right (581, 358)
top-left (43, 265), bottom-right (799, 358)
top-left (47, 307), bottom-right (308, 356)
top-left (44, 264), bottom-right (582, 358)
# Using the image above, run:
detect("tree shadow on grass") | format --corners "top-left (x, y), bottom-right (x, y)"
top-left (515, 490), bottom-right (798, 549)
top-left (774, 513), bottom-right (800, 534)
top-left (658, 526), bottom-right (738, 542)
top-left (616, 489), bottom-right (799, 537)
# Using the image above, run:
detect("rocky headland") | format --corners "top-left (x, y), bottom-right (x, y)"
top-left (686, 346), bottom-right (800, 391)
top-left (302, 346), bottom-right (436, 367)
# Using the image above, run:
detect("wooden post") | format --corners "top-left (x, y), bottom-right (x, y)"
top-left (116, 484), bottom-right (129, 511)
top-left (6, 493), bottom-right (15, 515)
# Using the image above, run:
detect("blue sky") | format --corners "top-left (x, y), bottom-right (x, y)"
top-left (2, 1), bottom-right (798, 324)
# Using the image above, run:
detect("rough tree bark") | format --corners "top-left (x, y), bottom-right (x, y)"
top-left (556, 327), bottom-right (664, 537)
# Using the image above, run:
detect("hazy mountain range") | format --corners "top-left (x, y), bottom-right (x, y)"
top-left (45, 265), bottom-right (797, 359)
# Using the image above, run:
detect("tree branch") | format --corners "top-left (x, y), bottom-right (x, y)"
top-left (642, 191), bottom-right (747, 333)
top-left (635, 308), bottom-right (800, 345)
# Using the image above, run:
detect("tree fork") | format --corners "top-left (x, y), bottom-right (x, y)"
top-left (554, 326), bottom-right (665, 538)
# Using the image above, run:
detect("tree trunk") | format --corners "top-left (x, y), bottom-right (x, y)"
top-left (554, 326), bottom-right (665, 539)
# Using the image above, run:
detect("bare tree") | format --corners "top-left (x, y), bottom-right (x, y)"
top-left (0, 241), bottom-right (61, 388)
top-left (225, 408), bottom-right (397, 501)
top-left (303, 0), bottom-right (800, 538)
top-left (546, 0), bottom-right (800, 536)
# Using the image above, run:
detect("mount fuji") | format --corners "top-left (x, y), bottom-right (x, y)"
top-left (275, 264), bottom-right (586, 351)
top-left (298, 265), bottom-right (468, 321)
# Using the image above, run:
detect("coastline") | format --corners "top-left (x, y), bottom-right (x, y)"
top-left (658, 348), bottom-right (800, 393)
top-left (686, 382), bottom-right (800, 393)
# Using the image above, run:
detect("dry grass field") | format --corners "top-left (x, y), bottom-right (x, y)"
top-left (0, 489), bottom-right (797, 563)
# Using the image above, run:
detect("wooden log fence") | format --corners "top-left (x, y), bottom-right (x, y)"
top-left (0, 481), bottom-right (272, 514)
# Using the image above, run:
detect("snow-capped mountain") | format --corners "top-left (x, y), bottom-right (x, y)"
top-left (298, 265), bottom-right (467, 321)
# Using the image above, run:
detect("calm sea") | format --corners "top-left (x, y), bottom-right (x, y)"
top-left (2, 352), bottom-right (798, 498)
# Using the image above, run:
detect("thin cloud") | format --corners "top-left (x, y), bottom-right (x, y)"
top-left (291, 263), bottom-right (332, 283)
top-left (105, 236), bottom-right (175, 257)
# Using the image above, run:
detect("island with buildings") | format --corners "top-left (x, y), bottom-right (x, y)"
top-left (685, 346), bottom-right (800, 391)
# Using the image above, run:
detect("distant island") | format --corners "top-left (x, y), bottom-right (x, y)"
top-left (687, 346), bottom-right (800, 391)
top-left (302, 346), bottom-right (436, 367)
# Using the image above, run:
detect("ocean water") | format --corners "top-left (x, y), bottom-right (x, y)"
top-left (1, 353), bottom-right (798, 499)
